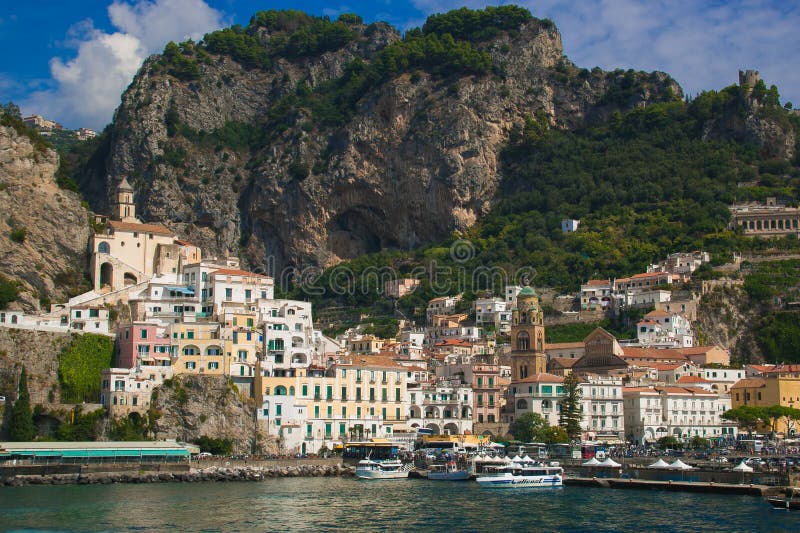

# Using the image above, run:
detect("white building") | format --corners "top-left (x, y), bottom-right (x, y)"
top-left (636, 310), bottom-right (693, 348)
top-left (648, 251), bottom-right (710, 281)
top-left (629, 289), bottom-right (672, 309)
top-left (580, 377), bottom-right (624, 442)
top-left (623, 386), bottom-right (736, 445)
top-left (100, 366), bottom-right (173, 417)
top-left (426, 295), bottom-right (462, 324)
top-left (508, 373), bottom-right (564, 426)
top-left (407, 378), bottom-right (473, 435)
top-left (473, 297), bottom-right (510, 332)
top-left (505, 285), bottom-right (523, 308)
top-left (561, 219), bottom-right (580, 233)
top-left (261, 299), bottom-right (317, 375)
top-left (580, 280), bottom-right (614, 310)
top-left (687, 367), bottom-right (746, 393)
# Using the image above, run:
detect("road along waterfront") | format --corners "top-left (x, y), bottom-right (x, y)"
top-left (2, 477), bottom-right (800, 532)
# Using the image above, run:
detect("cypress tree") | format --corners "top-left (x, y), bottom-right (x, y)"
top-left (9, 367), bottom-right (35, 441)
top-left (558, 372), bottom-right (583, 440)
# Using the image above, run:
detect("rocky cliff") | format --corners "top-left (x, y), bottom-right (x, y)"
top-left (0, 123), bottom-right (92, 311)
top-left (79, 10), bottom-right (681, 272)
top-left (151, 375), bottom-right (274, 454)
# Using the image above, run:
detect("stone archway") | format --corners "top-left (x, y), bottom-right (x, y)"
top-left (100, 262), bottom-right (113, 288)
top-left (124, 272), bottom-right (137, 286)
top-left (426, 423), bottom-right (441, 435)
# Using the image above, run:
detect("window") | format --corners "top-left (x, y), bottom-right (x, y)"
top-left (185, 362), bottom-right (196, 370)
top-left (276, 404), bottom-right (282, 416)
top-left (186, 330), bottom-right (194, 340)
top-left (327, 406), bottom-right (332, 417)
top-left (225, 288), bottom-right (232, 300)
top-left (208, 362), bottom-right (219, 370)
top-left (140, 329), bottom-right (148, 339)
top-left (245, 289), bottom-right (252, 301)
top-left (395, 389), bottom-right (400, 402)
top-left (314, 406), bottom-right (319, 417)
top-left (341, 387), bottom-right (347, 400)
top-left (302, 384), bottom-right (308, 396)
top-left (369, 388), bottom-right (375, 401)
top-left (341, 406), bottom-right (347, 417)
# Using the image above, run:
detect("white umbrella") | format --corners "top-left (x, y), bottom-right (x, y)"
top-left (522, 455), bottom-right (533, 463)
top-left (599, 457), bottom-right (621, 467)
top-left (648, 459), bottom-right (670, 469)
top-left (511, 455), bottom-right (523, 463)
top-left (502, 455), bottom-right (512, 463)
top-left (732, 461), bottom-right (753, 472)
top-left (668, 459), bottom-right (693, 470)
top-left (582, 457), bottom-right (601, 466)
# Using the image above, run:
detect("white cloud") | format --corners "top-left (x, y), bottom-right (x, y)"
top-left (22, 0), bottom-right (224, 130)
top-left (410, 0), bottom-right (800, 105)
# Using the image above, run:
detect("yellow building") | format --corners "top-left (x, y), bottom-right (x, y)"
top-left (256, 356), bottom-right (411, 454)
top-left (169, 322), bottom-right (226, 376)
top-left (731, 372), bottom-right (800, 436)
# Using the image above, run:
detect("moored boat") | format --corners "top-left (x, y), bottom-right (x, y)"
top-left (476, 461), bottom-right (563, 488)
top-left (355, 458), bottom-right (413, 479)
top-left (427, 461), bottom-right (470, 481)
top-left (767, 487), bottom-right (800, 510)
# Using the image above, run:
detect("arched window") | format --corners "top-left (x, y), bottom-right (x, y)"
top-left (275, 386), bottom-right (287, 396)
top-left (516, 331), bottom-right (530, 351)
top-left (516, 399), bottom-right (527, 410)
top-left (289, 386), bottom-right (295, 396)
top-left (98, 241), bottom-right (110, 254)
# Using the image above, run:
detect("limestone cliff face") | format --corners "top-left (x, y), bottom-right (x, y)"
top-left (0, 125), bottom-right (91, 310)
top-left (151, 375), bottom-right (273, 454)
top-left (85, 18), bottom-right (681, 271)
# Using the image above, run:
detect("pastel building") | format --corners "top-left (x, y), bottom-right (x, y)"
top-left (117, 322), bottom-right (171, 369)
top-left (101, 366), bottom-right (173, 417)
top-left (508, 373), bottom-right (564, 426)
top-left (407, 378), bottom-right (473, 435)
top-left (169, 322), bottom-right (226, 376)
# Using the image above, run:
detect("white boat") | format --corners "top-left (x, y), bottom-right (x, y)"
top-left (476, 462), bottom-right (563, 488)
top-left (355, 458), bottom-right (413, 479)
top-left (427, 461), bottom-right (470, 481)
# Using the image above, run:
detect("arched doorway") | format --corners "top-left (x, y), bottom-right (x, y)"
top-left (426, 423), bottom-right (441, 434)
top-left (444, 422), bottom-right (459, 435)
top-left (100, 262), bottom-right (113, 288)
top-left (124, 272), bottom-right (137, 286)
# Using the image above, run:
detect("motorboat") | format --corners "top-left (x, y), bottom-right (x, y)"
top-left (427, 461), bottom-right (470, 481)
top-left (767, 487), bottom-right (800, 510)
top-left (476, 460), bottom-right (563, 488)
top-left (355, 458), bottom-right (413, 479)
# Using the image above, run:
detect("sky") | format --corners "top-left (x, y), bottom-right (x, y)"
top-left (1, 0), bottom-right (798, 130)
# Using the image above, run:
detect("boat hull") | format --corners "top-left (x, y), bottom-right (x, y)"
top-left (355, 469), bottom-right (410, 480)
top-left (767, 497), bottom-right (800, 510)
top-left (476, 474), bottom-right (562, 488)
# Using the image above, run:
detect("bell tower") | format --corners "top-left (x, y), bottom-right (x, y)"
top-left (511, 286), bottom-right (547, 380)
top-left (115, 177), bottom-right (137, 222)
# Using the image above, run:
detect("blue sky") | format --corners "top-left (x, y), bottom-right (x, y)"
top-left (1, 0), bottom-right (798, 130)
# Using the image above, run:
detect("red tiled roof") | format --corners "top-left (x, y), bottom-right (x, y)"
top-left (550, 357), bottom-right (579, 368)
top-left (210, 268), bottom-right (270, 278)
top-left (746, 364), bottom-right (775, 373)
top-left (731, 378), bottom-right (766, 389)
top-left (511, 373), bottom-right (564, 384)
top-left (677, 375), bottom-right (711, 384)
top-left (763, 364), bottom-right (800, 374)
top-left (621, 347), bottom-right (689, 361)
top-left (623, 387), bottom-right (658, 394)
top-left (546, 342), bottom-right (585, 350)
top-left (585, 279), bottom-right (611, 286)
top-left (641, 362), bottom-right (686, 371)
top-left (644, 310), bottom-right (672, 318)
top-left (108, 220), bottom-right (172, 236)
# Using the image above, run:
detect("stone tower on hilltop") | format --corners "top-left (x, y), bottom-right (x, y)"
top-left (510, 286), bottom-right (547, 380)
top-left (739, 69), bottom-right (760, 97)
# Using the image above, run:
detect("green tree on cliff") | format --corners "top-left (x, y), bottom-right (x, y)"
top-left (9, 367), bottom-right (35, 441)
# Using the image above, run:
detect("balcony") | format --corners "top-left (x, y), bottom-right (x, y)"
top-left (314, 394), bottom-right (321, 400)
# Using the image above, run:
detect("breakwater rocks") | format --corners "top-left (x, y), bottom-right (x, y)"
top-left (2, 464), bottom-right (356, 487)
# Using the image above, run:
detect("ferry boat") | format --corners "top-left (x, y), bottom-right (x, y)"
top-left (427, 461), bottom-right (470, 481)
top-left (355, 458), bottom-right (413, 479)
top-left (475, 462), bottom-right (563, 488)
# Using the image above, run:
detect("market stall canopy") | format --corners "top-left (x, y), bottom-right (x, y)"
top-left (582, 457), bottom-right (601, 466)
top-left (599, 458), bottom-right (621, 467)
top-left (668, 459), bottom-right (694, 470)
top-left (732, 461), bottom-right (753, 472)
top-left (648, 459), bottom-right (670, 468)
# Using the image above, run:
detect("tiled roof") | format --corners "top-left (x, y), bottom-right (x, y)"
top-left (658, 386), bottom-right (715, 396)
top-left (336, 356), bottom-right (407, 370)
top-left (621, 347), bottom-right (689, 361)
top-left (731, 378), bottom-right (766, 389)
top-left (644, 310), bottom-right (672, 318)
top-left (546, 342), bottom-right (585, 350)
top-left (585, 279), bottom-right (611, 286)
top-left (642, 362), bottom-right (686, 371)
top-left (511, 373), bottom-right (564, 384)
top-left (677, 375), bottom-right (711, 384)
top-left (108, 220), bottom-right (172, 236)
top-left (623, 387), bottom-right (658, 394)
top-left (550, 357), bottom-right (579, 368)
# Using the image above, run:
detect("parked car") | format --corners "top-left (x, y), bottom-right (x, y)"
top-left (711, 456), bottom-right (728, 463)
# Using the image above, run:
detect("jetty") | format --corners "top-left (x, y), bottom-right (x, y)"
top-left (565, 477), bottom-right (785, 496)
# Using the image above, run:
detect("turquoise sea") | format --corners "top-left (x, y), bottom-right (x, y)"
top-left (1, 477), bottom-right (799, 532)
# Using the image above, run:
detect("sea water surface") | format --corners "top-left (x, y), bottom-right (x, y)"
top-left (1, 477), bottom-right (799, 532)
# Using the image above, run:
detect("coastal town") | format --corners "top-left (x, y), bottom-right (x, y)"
top-left (2, 178), bottom-right (799, 461)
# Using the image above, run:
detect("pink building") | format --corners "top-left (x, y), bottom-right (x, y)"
top-left (117, 322), bottom-right (171, 368)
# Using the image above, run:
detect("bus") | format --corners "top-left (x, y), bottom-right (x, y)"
top-left (737, 439), bottom-right (764, 453)
top-left (506, 443), bottom-right (548, 459)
